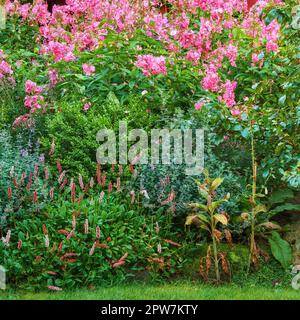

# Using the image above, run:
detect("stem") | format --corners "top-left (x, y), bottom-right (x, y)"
top-left (211, 211), bottom-right (220, 283)
top-left (247, 130), bottom-right (257, 274)
top-left (212, 228), bottom-right (220, 283)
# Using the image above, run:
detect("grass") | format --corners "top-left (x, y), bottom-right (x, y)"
top-left (1, 282), bottom-right (299, 300)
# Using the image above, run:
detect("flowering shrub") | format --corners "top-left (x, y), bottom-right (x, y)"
top-left (0, 49), bottom-right (14, 83)
top-left (1, 0), bottom-right (286, 118)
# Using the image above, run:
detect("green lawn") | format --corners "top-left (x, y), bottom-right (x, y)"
top-left (1, 283), bottom-right (299, 300)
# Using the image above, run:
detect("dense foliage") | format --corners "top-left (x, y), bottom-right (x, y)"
top-left (0, 0), bottom-right (299, 290)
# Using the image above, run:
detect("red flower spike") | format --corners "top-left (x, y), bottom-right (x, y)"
top-left (7, 187), bottom-right (12, 200)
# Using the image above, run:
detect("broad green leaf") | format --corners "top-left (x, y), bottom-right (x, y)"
top-left (269, 203), bottom-right (300, 217)
top-left (268, 189), bottom-right (294, 205)
top-left (268, 231), bottom-right (292, 270)
top-left (241, 128), bottom-right (250, 139)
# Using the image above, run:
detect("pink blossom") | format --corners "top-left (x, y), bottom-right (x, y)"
top-left (231, 108), bottom-right (241, 116)
top-left (266, 41), bottom-right (278, 53)
top-left (46, 41), bottom-right (76, 62)
top-left (24, 95), bottom-right (44, 111)
top-left (186, 50), bottom-right (201, 64)
top-left (194, 102), bottom-right (204, 110)
top-left (25, 80), bottom-right (43, 94)
top-left (130, 190), bottom-right (135, 204)
top-left (72, 215), bottom-right (76, 228)
top-left (221, 80), bottom-right (237, 108)
top-left (202, 70), bottom-right (220, 92)
top-left (252, 53), bottom-right (260, 63)
top-left (83, 102), bottom-right (91, 112)
top-left (89, 177), bottom-right (94, 188)
top-left (224, 44), bottom-right (238, 67)
top-left (18, 4), bottom-right (31, 20)
top-left (136, 55), bottom-right (167, 77)
top-left (13, 114), bottom-right (31, 128)
top-left (0, 60), bottom-right (13, 75)
top-left (48, 69), bottom-right (59, 86)
top-left (82, 63), bottom-right (95, 76)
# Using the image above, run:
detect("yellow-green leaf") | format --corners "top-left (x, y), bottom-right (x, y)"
top-left (211, 177), bottom-right (224, 191)
top-left (214, 214), bottom-right (228, 225)
top-left (254, 204), bottom-right (267, 215)
top-left (185, 215), bottom-right (198, 226)
top-left (188, 203), bottom-right (207, 211)
top-left (197, 213), bottom-right (209, 224)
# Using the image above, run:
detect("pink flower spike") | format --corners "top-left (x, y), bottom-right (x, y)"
top-left (17, 240), bottom-right (23, 250)
top-left (48, 286), bottom-right (62, 291)
top-left (96, 226), bottom-right (101, 239)
top-left (84, 219), bottom-right (89, 234)
top-left (44, 235), bottom-right (49, 248)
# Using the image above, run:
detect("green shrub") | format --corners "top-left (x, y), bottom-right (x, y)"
top-left (40, 93), bottom-right (158, 177)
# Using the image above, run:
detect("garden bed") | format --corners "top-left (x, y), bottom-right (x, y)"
top-left (0, 0), bottom-right (299, 297)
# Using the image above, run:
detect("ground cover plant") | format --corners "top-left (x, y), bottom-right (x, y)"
top-left (0, 0), bottom-right (299, 296)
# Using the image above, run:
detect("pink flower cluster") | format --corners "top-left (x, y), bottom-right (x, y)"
top-left (25, 80), bottom-right (43, 94)
top-left (219, 80), bottom-right (238, 108)
top-left (12, 113), bottom-right (32, 128)
top-left (136, 55), bottom-right (167, 77)
top-left (82, 63), bottom-right (95, 76)
top-left (48, 69), bottom-right (59, 86)
top-left (0, 49), bottom-right (14, 83)
top-left (5, 0), bottom-right (283, 117)
top-left (43, 41), bottom-right (76, 62)
top-left (24, 80), bottom-right (45, 112)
